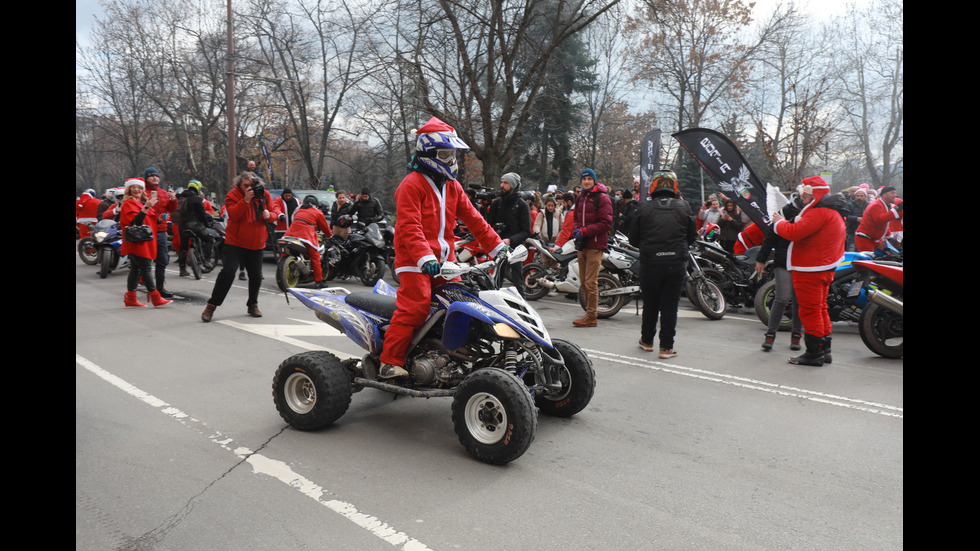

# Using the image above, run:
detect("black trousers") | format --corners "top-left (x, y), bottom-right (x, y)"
top-left (127, 255), bottom-right (157, 293)
top-left (207, 244), bottom-right (264, 307)
top-left (639, 260), bottom-right (687, 349)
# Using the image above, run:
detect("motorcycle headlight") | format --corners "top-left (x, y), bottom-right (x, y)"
top-left (94, 231), bottom-right (108, 242)
top-left (491, 322), bottom-right (521, 340)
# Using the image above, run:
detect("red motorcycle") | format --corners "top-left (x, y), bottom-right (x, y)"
top-left (851, 260), bottom-right (903, 359)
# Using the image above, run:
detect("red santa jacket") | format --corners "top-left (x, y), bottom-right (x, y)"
top-left (856, 197), bottom-right (901, 244)
top-left (393, 171), bottom-right (503, 275)
top-left (772, 179), bottom-right (846, 272)
top-left (223, 185), bottom-right (282, 250)
top-left (119, 198), bottom-right (159, 259)
top-left (734, 222), bottom-right (767, 255)
top-left (145, 182), bottom-right (176, 232)
top-left (283, 205), bottom-right (332, 248)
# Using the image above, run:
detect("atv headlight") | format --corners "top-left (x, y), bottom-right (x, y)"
top-left (492, 322), bottom-right (521, 339)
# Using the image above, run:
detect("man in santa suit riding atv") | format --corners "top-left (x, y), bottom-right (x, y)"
top-left (770, 176), bottom-right (847, 367)
top-left (379, 117), bottom-right (507, 379)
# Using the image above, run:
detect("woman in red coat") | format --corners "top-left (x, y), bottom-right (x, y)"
top-left (201, 171), bottom-right (282, 322)
top-left (120, 178), bottom-right (172, 308)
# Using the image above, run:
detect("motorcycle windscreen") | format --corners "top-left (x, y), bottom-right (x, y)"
top-left (288, 288), bottom-right (383, 354)
top-left (442, 301), bottom-right (552, 351)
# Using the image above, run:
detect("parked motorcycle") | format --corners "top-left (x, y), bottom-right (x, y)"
top-left (851, 260), bottom-right (903, 358)
top-left (78, 219), bottom-right (99, 265)
top-left (272, 246), bottom-right (596, 465)
top-left (92, 219), bottom-right (128, 279)
top-left (322, 221), bottom-right (388, 286)
top-left (520, 238), bottom-right (583, 300)
top-left (754, 251), bottom-right (875, 331)
top-left (691, 239), bottom-right (773, 311)
top-left (275, 233), bottom-right (327, 291)
top-left (685, 247), bottom-right (729, 320)
top-left (205, 213), bottom-right (225, 268)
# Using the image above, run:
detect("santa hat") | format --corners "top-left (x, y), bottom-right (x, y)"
top-left (794, 176), bottom-right (831, 221)
top-left (412, 116), bottom-right (456, 135)
top-left (124, 177), bottom-right (145, 191)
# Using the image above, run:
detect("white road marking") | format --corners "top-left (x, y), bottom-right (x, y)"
top-left (76, 353), bottom-right (433, 550)
top-left (584, 348), bottom-right (903, 419)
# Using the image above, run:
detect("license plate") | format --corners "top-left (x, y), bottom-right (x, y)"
top-left (847, 280), bottom-right (863, 297)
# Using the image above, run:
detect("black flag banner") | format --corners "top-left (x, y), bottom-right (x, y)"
top-left (638, 129), bottom-right (662, 202)
top-left (672, 128), bottom-right (770, 229)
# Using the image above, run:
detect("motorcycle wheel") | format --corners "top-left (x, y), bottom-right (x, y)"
top-left (273, 351), bottom-right (352, 430)
top-left (276, 255), bottom-right (302, 292)
top-left (533, 339), bottom-right (595, 417)
top-left (359, 256), bottom-right (386, 287)
top-left (753, 279), bottom-right (792, 332)
top-left (98, 248), bottom-right (115, 279)
top-left (691, 275), bottom-right (726, 320)
top-left (858, 302), bottom-right (903, 359)
top-left (520, 262), bottom-right (551, 301)
top-left (188, 247), bottom-right (203, 280)
top-left (78, 237), bottom-right (98, 265)
top-left (452, 369), bottom-right (536, 465)
top-left (579, 272), bottom-right (626, 319)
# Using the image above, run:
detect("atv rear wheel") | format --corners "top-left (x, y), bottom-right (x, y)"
top-left (273, 351), bottom-right (352, 430)
top-left (452, 369), bottom-right (536, 465)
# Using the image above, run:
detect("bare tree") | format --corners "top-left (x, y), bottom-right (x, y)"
top-left (745, 2), bottom-right (841, 189)
top-left (625, 0), bottom-right (793, 132)
top-left (242, 0), bottom-right (371, 188)
top-left (395, 0), bottom-right (623, 188)
top-left (828, 0), bottom-right (903, 189)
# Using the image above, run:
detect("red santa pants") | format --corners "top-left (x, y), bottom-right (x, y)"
top-left (854, 235), bottom-right (878, 253)
top-left (305, 244), bottom-right (323, 282)
top-left (792, 269), bottom-right (835, 337)
top-left (379, 271), bottom-right (436, 367)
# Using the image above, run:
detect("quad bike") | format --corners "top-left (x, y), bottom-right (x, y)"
top-left (272, 246), bottom-right (595, 465)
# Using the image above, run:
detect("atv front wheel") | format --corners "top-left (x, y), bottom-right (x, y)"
top-left (534, 339), bottom-right (595, 417)
top-left (452, 369), bottom-right (536, 465)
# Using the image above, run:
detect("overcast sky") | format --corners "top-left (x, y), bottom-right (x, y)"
top-left (77, 0), bottom-right (870, 44)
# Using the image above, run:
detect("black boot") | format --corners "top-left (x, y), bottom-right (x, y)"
top-left (761, 332), bottom-right (776, 352)
top-left (790, 331), bottom-right (802, 351)
top-left (822, 336), bottom-right (833, 364)
top-left (789, 334), bottom-right (824, 366)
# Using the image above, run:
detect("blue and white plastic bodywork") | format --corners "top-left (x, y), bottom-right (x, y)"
top-left (288, 278), bottom-right (553, 356)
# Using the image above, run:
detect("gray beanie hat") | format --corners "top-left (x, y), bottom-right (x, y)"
top-left (500, 172), bottom-right (522, 192)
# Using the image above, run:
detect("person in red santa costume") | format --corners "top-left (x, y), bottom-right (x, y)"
top-left (378, 117), bottom-right (506, 379)
top-left (854, 186), bottom-right (902, 253)
top-left (770, 176), bottom-right (847, 366)
top-left (282, 195), bottom-right (333, 287)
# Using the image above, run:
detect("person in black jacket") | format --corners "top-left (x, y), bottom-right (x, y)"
top-left (330, 190), bottom-right (354, 240)
top-left (487, 172), bottom-right (532, 295)
top-left (351, 188), bottom-right (384, 224)
top-left (628, 170), bottom-right (697, 359)
top-left (176, 185), bottom-right (215, 275)
top-left (755, 195), bottom-right (804, 352)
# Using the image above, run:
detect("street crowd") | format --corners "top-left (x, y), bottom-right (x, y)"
top-left (77, 119), bottom-right (902, 370)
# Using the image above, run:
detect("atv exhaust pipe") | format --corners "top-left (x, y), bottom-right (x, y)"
top-left (866, 289), bottom-right (903, 316)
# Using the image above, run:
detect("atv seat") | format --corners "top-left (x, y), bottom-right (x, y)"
top-left (346, 292), bottom-right (398, 319)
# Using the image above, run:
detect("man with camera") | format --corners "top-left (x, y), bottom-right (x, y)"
top-left (487, 172), bottom-right (532, 296)
top-left (201, 171), bottom-right (282, 322)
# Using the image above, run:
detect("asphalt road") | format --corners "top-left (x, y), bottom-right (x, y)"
top-left (76, 246), bottom-right (903, 550)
